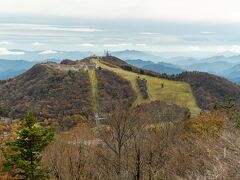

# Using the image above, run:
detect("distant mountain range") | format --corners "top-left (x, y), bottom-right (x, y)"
top-left (1, 49), bottom-right (240, 62)
top-left (112, 50), bottom-right (164, 61)
top-left (219, 64), bottom-right (240, 83)
top-left (0, 59), bottom-right (36, 80)
top-left (126, 59), bottom-right (184, 75)
top-left (124, 52), bottom-right (240, 83)
top-left (185, 61), bottom-right (235, 74)
top-left (0, 49), bottom-right (168, 62)
top-left (1, 50), bottom-right (240, 83)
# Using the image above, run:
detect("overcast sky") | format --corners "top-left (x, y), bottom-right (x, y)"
top-left (0, 0), bottom-right (240, 55)
top-left (1, 0), bottom-right (240, 22)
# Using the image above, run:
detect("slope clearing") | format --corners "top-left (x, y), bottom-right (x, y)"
top-left (94, 58), bottom-right (200, 115)
top-left (88, 69), bottom-right (98, 112)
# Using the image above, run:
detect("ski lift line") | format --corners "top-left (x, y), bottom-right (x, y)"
top-left (95, 112), bottom-right (106, 126)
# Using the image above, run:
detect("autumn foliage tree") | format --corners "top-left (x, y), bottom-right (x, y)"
top-left (1, 112), bottom-right (54, 179)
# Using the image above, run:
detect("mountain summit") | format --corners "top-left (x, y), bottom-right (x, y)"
top-left (0, 56), bottom-right (240, 126)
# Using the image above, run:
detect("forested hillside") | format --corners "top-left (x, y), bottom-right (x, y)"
top-left (176, 71), bottom-right (240, 109)
top-left (1, 56), bottom-right (240, 179)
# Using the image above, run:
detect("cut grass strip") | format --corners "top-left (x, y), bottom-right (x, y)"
top-left (88, 69), bottom-right (98, 112)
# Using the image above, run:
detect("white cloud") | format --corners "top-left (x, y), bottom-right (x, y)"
top-left (140, 32), bottom-right (161, 35)
top-left (32, 42), bottom-right (45, 46)
top-left (39, 50), bottom-right (58, 55)
top-left (136, 43), bottom-right (146, 46)
top-left (0, 48), bottom-right (24, 55)
top-left (215, 46), bottom-right (226, 53)
top-left (0, 23), bottom-right (102, 33)
top-left (103, 43), bottom-right (132, 47)
top-left (77, 43), bottom-right (95, 47)
top-left (215, 45), bottom-right (240, 53)
top-left (188, 46), bottom-right (201, 51)
top-left (229, 45), bottom-right (240, 53)
top-left (200, 32), bottom-right (216, 34)
top-left (40, 26), bottom-right (102, 32)
top-left (0, 41), bottom-right (14, 45)
top-left (139, 33), bottom-right (182, 43)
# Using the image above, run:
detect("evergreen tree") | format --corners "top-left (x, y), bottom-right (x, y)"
top-left (1, 112), bottom-right (54, 179)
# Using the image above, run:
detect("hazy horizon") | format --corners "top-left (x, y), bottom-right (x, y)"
top-left (1, 0), bottom-right (240, 58)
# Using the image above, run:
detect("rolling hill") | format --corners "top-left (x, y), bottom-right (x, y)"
top-left (0, 56), bottom-right (199, 123)
top-left (1, 55), bottom-right (240, 126)
top-left (94, 57), bottom-right (200, 115)
top-left (2, 56), bottom-right (240, 179)
top-left (175, 71), bottom-right (240, 109)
